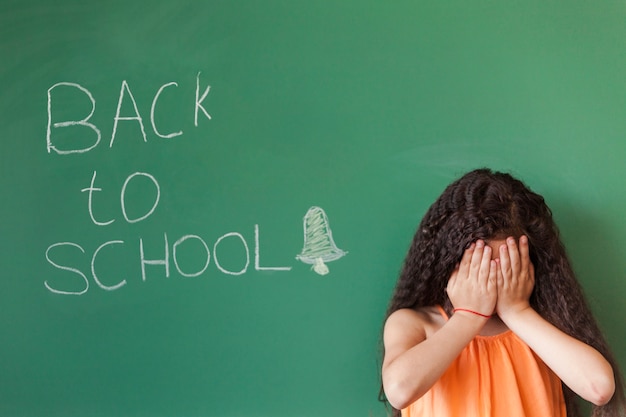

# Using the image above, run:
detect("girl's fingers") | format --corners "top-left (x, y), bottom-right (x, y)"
top-left (478, 245), bottom-right (492, 284)
top-left (519, 235), bottom-right (530, 273)
top-left (499, 242), bottom-right (511, 280)
top-left (495, 258), bottom-right (504, 288)
top-left (488, 259), bottom-right (497, 291)
top-left (458, 243), bottom-right (475, 277)
top-left (507, 237), bottom-right (521, 277)
top-left (469, 240), bottom-right (485, 279)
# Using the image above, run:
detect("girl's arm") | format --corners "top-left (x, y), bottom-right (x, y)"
top-left (382, 241), bottom-right (497, 409)
top-left (502, 307), bottom-right (615, 406)
top-left (382, 308), bottom-right (487, 409)
top-left (496, 236), bottom-right (616, 406)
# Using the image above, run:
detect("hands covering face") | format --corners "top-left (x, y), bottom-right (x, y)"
top-left (446, 236), bottom-right (535, 319)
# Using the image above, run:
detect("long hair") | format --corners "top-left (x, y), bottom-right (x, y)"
top-left (380, 168), bottom-right (625, 417)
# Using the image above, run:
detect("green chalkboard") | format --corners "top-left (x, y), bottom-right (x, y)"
top-left (1, 1), bottom-right (625, 416)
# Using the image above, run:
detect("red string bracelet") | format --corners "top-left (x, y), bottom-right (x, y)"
top-left (453, 308), bottom-right (492, 319)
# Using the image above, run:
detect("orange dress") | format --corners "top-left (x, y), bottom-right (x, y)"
top-left (402, 306), bottom-right (566, 417)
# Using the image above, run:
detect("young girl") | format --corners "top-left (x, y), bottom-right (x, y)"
top-left (381, 169), bottom-right (625, 417)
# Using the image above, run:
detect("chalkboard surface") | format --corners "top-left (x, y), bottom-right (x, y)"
top-left (1, 1), bottom-right (625, 416)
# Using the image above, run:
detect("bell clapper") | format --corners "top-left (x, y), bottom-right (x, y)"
top-left (312, 257), bottom-right (329, 275)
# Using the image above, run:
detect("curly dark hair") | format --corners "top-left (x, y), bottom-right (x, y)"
top-left (380, 168), bottom-right (625, 417)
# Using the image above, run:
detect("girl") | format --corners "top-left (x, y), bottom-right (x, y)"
top-left (380, 169), bottom-right (625, 417)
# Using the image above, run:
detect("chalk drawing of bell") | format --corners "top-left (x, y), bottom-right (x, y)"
top-left (296, 206), bottom-right (347, 275)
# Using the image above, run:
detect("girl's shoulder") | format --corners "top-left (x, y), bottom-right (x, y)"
top-left (384, 306), bottom-right (446, 338)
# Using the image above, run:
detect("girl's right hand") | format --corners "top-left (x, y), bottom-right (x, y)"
top-left (446, 240), bottom-right (498, 318)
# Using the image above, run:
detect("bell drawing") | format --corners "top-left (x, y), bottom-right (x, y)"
top-left (296, 206), bottom-right (347, 275)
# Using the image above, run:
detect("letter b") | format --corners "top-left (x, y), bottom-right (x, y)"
top-left (47, 82), bottom-right (101, 154)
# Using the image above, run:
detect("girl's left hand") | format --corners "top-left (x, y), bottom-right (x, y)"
top-left (495, 235), bottom-right (535, 320)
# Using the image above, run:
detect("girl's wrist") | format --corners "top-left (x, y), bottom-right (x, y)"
top-left (498, 303), bottom-right (533, 324)
top-left (453, 308), bottom-right (492, 319)
top-left (447, 309), bottom-right (488, 335)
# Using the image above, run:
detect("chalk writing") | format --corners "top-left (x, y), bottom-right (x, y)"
top-left (47, 82), bottom-right (101, 154)
top-left (46, 73), bottom-right (211, 154)
top-left (111, 80), bottom-right (148, 146)
top-left (195, 72), bottom-right (212, 127)
top-left (44, 75), bottom-right (344, 296)
top-left (151, 82), bottom-right (183, 139)
top-left (81, 171), bottom-right (160, 226)
top-left (45, 242), bottom-right (89, 295)
top-left (45, 225), bottom-right (292, 295)
top-left (93, 240), bottom-right (126, 291)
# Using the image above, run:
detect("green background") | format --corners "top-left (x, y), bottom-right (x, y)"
top-left (1, 1), bottom-right (625, 416)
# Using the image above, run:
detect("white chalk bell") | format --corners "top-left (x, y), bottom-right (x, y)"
top-left (296, 206), bottom-right (347, 275)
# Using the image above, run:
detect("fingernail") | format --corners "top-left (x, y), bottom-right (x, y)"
top-left (476, 240), bottom-right (484, 248)
top-left (520, 235), bottom-right (528, 244)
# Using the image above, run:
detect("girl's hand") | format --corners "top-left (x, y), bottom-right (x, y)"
top-left (447, 240), bottom-right (498, 318)
top-left (495, 235), bottom-right (535, 321)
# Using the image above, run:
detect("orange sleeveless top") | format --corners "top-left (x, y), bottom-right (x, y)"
top-left (402, 306), bottom-right (566, 417)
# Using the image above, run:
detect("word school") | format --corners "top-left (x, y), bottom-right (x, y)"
top-left (44, 225), bottom-right (293, 296)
